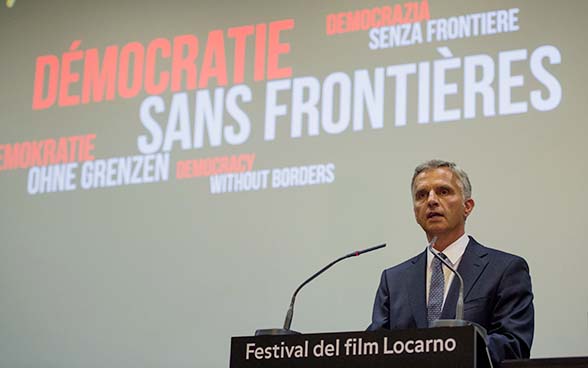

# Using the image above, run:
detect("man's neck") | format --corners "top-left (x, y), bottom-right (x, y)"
top-left (429, 230), bottom-right (466, 251)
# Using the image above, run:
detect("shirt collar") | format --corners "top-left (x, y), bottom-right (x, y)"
top-left (426, 233), bottom-right (469, 268)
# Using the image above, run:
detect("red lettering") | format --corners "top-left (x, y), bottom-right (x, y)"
top-left (55, 138), bottom-right (68, 163)
top-left (18, 142), bottom-right (31, 168)
top-left (58, 40), bottom-right (83, 107)
top-left (199, 30), bottom-right (228, 88)
top-left (176, 161), bottom-right (187, 179)
top-left (228, 25), bottom-right (254, 84)
top-left (81, 134), bottom-right (96, 161)
top-left (175, 154), bottom-right (255, 179)
top-left (404, 3), bottom-right (414, 23)
top-left (372, 8), bottom-right (382, 28)
top-left (361, 9), bottom-right (372, 30)
top-left (336, 13), bottom-right (345, 34)
top-left (67, 135), bottom-right (80, 162)
top-left (145, 38), bottom-right (171, 95)
top-left (254, 23), bottom-right (266, 82)
top-left (350, 11), bottom-right (361, 32)
top-left (343, 12), bottom-right (353, 32)
top-left (324, 1), bottom-right (429, 35)
top-left (30, 141), bottom-right (43, 166)
top-left (32, 55), bottom-right (59, 110)
top-left (419, 0), bottom-right (430, 21)
top-left (3, 144), bottom-right (18, 169)
top-left (381, 6), bottom-right (392, 26)
top-left (267, 19), bottom-right (294, 80)
top-left (82, 45), bottom-right (118, 103)
top-left (392, 4), bottom-right (404, 24)
top-left (43, 139), bottom-right (56, 166)
top-left (33, 19), bottom-right (301, 108)
top-left (326, 14), bottom-right (336, 35)
top-left (196, 160), bottom-right (205, 176)
top-left (118, 42), bottom-right (145, 98)
top-left (196, 161), bottom-right (204, 176)
top-left (171, 34), bottom-right (199, 92)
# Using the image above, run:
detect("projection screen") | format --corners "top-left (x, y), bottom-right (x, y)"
top-left (0, 1), bottom-right (587, 367)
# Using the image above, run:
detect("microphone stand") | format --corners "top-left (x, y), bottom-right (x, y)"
top-left (255, 243), bottom-right (386, 336)
top-left (427, 237), bottom-right (487, 337)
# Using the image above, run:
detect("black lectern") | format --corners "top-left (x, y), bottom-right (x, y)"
top-left (231, 326), bottom-right (492, 368)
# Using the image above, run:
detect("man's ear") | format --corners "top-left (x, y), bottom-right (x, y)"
top-left (464, 198), bottom-right (475, 218)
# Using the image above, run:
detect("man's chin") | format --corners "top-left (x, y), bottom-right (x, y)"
top-left (423, 224), bottom-right (447, 234)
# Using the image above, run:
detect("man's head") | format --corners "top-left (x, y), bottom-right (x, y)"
top-left (411, 160), bottom-right (475, 247)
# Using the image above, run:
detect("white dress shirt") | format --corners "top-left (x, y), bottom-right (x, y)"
top-left (426, 233), bottom-right (469, 308)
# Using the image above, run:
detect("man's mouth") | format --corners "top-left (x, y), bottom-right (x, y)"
top-left (427, 212), bottom-right (443, 219)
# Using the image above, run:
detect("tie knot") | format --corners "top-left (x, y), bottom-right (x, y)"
top-left (433, 253), bottom-right (447, 265)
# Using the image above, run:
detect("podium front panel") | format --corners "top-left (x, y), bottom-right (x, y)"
top-left (231, 326), bottom-right (481, 368)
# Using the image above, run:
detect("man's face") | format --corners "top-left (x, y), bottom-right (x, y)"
top-left (412, 167), bottom-right (474, 241)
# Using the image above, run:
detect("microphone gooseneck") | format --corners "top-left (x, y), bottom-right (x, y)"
top-left (426, 237), bottom-right (487, 341)
top-left (426, 236), bottom-right (465, 321)
top-left (426, 236), bottom-right (491, 366)
top-left (283, 243), bottom-right (386, 330)
top-left (255, 243), bottom-right (386, 336)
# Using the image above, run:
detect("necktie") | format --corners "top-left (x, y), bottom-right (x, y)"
top-left (427, 253), bottom-right (446, 326)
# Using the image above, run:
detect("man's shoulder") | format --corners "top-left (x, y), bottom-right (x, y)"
top-left (382, 252), bottom-right (424, 276)
top-left (468, 237), bottom-right (529, 266)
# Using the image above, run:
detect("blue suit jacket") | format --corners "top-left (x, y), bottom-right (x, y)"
top-left (368, 237), bottom-right (534, 364)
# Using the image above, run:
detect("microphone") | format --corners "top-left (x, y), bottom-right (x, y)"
top-left (255, 243), bottom-right (386, 336)
top-left (426, 237), bottom-right (486, 335)
top-left (427, 236), bottom-right (465, 324)
top-left (427, 237), bottom-right (492, 367)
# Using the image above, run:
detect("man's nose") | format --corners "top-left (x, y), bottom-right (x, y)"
top-left (426, 190), bottom-right (439, 206)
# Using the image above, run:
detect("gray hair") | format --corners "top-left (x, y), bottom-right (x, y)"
top-left (411, 159), bottom-right (472, 200)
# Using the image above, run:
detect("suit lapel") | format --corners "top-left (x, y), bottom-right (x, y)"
top-left (441, 238), bottom-right (489, 319)
top-left (407, 251), bottom-right (428, 328)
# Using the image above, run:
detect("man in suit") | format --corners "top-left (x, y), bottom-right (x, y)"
top-left (368, 160), bottom-right (534, 365)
